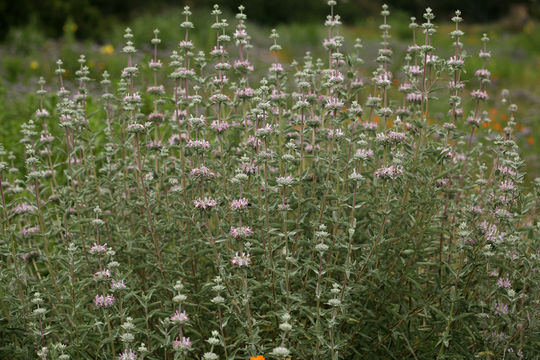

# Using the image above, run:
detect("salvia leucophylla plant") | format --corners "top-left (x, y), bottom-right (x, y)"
top-left (0, 2), bottom-right (539, 359)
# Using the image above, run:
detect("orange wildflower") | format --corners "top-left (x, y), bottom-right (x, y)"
top-left (250, 356), bottom-right (265, 360)
top-left (527, 136), bottom-right (534, 145)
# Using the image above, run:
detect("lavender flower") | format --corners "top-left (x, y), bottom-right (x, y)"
top-left (500, 180), bottom-right (515, 192)
top-left (374, 165), bottom-right (404, 179)
top-left (210, 120), bottom-right (230, 133)
top-left (276, 175), bottom-right (294, 186)
top-left (11, 203), bottom-right (36, 214)
top-left (231, 252), bottom-right (251, 267)
top-left (354, 148), bottom-right (374, 160)
top-left (230, 198), bottom-right (249, 211)
top-left (229, 226), bottom-right (254, 239)
top-left (94, 294), bottom-right (115, 307)
top-left (172, 337), bottom-right (192, 350)
top-left (187, 139), bottom-right (211, 151)
top-left (496, 277), bottom-right (512, 289)
top-left (111, 280), bottom-right (127, 291)
top-left (21, 226), bottom-right (40, 236)
top-left (193, 197), bottom-right (217, 210)
top-left (325, 97), bottom-right (344, 111)
top-left (471, 89), bottom-right (488, 100)
top-left (90, 243), bottom-right (109, 254)
top-left (190, 166), bottom-right (216, 179)
top-left (170, 310), bottom-right (189, 324)
top-left (493, 302), bottom-right (509, 316)
top-left (118, 349), bottom-right (137, 360)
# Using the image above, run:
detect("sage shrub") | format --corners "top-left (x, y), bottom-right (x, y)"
top-left (1, 2), bottom-right (539, 359)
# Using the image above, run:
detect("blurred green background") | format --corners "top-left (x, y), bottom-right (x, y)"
top-left (0, 0), bottom-right (538, 181)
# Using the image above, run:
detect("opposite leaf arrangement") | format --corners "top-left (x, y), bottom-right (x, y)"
top-left (1, 1), bottom-right (539, 359)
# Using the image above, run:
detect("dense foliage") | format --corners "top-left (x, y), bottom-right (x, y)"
top-left (1, 0), bottom-right (532, 40)
top-left (1, 2), bottom-right (539, 359)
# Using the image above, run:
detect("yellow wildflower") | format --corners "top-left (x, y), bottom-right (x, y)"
top-left (100, 44), bottom-right (114, 55)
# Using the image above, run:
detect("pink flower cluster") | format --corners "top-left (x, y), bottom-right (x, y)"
top-left (21, 226), bottom-right (40, 236)
top-left (118, 349), bottom-right (137, 360)
top-left (89, 242), bottom-right (109, 254)
top-left (496, 277), bottom-right (512, 289)
top-left (493, 302), bottom-right (509, 316)
top-left (35, 109), bottom-right (50, 118)
top-left (169, 134), bottom-right (181, 146)
top-left (327, 128), bottom-right (344, 139)
top-left (231, 252), bottom-right (251, 267)
top-left (471, 89), bottom-right (488, 100)
top-left (408, 65), bottom-right (422, 76)
top-left (173, 336), bottom-right (192, 350)
top-left (148, 112), bottom-right (165, 122)
top-left (179, 40), bottom-right (194, 50)
top-left (480, 221), bottom-right (505, 243)
top-left (269, 63), bottom-right (284, 73)
top-left (240, 160), bottom-right (257, 175)
top-left (374, 165), bottom-right (404, 179)
top-left (171, 310), bottom-right (189, 324)
top-left (11, 203), bottom-right (35, 214)
top-left (148, 59), bottom-right (162, 69)
top-left (448, 81), bottom-right (465, 90)
top-left (363, 122), bottom-right (378, 131)
top-left (246, 136), bottom-right (262, 148)
top-left (498, 166), bottom-right (517, 176)
top-left (210, 45), bottom-right (226, 56)
top-left (187, 139), bottom-right (210, 150)
top-left (146, 140), bottom-right (163, 150)
top-left (111, 279), bottom-right (127, 290)
top-left (230, 198), bottom-right (249, 210)
top-left (235, 87), bottom-right (255, 99)
top-left (407, 92), bottom-right (422, 103)
top-left (500, 180), bottom-right (516, 192)
top-left (475, 69), bottom-right (490, 78)
top-left (325, 97), bottom-right (344, 111)
top-left (354, 148), bottom-right (374, 160)
top-left (190, 166), bottom-right (216, 179)
top-left (93, 269), bottom-right (111, 279)
top-left (233, 59), bottom-right (254, 72)
top-left (94, 294), bottom-right (115, 307)
top-left (193, 197), bottom-right (217, 210)
top-left (40, 133), bottom-right (55, 143)
top-left (229, 226), bottom-right (254, 239)
top-left (466, 116), bottom-right (482, 126)
top-left (211, 120), bottom-right (230, 133)
top-left (387, 131), bottom-right (407, 143)
top-left (448, 56), bottom-right (464, 67)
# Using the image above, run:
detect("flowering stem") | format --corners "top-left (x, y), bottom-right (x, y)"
top-left (133, 134), bottom-right (165, 278)
top-left (104, 310), bottom-right (116, 358)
